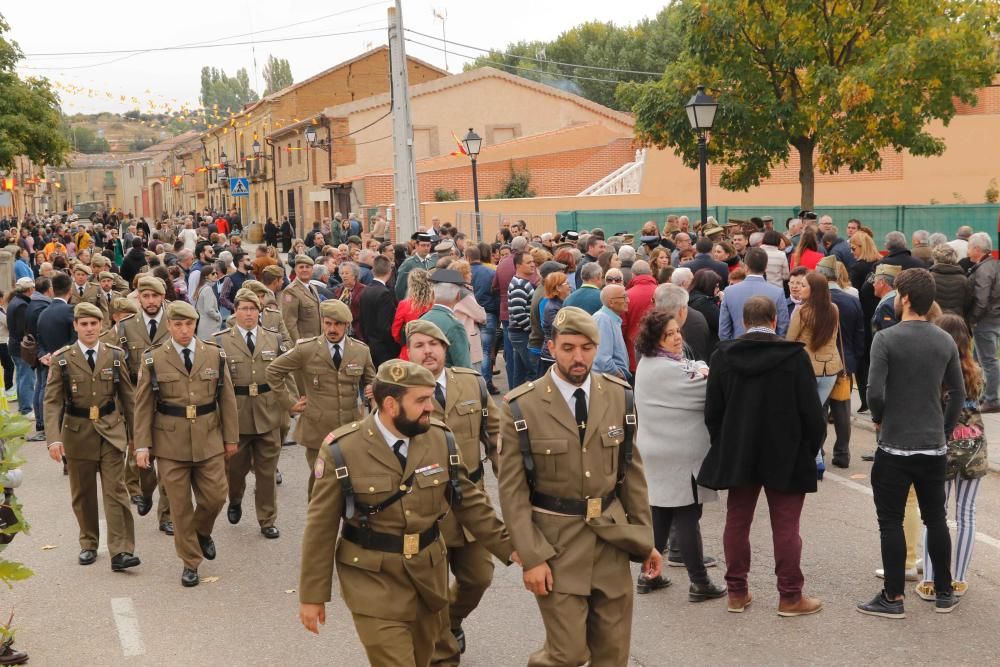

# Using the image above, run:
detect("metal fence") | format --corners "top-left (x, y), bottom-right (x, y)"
top-left (451, 211), bottom-right (558, 244)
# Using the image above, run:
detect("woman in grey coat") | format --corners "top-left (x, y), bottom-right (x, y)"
top-left (193, 267), bottom-right (222, 339)
top-left (634, 309), bottom-right (726, 602)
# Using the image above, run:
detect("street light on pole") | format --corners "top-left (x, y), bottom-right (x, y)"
top-left (685, 85), bottom-right (718, 232)
top-left (462, 128), bottom-right (482, 241)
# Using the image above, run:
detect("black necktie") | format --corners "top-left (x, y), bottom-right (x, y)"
top-left (392, 439), bottom-right (407, 469)
top-left (332, 344), bottom-right (342, 369)
top-left (78, 286), bottom-right (84, 296)
top-left (86, 349), bottom-right (95, 371)
top-left (573, 388), bottom-right (588, 443)
top-left (148, 319), bottom-right (157, 341)
top-left (246, 331), bottom-right (255, 354)
top-left (107, 292), bottom-right (112, 304)
top-left (182, 348), bottom-right (192, 373)
top-left (434, 382), bottom-right (446, 408)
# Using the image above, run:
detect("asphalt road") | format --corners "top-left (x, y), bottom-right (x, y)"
top-left (6, 409), bottom-right (1000, 666)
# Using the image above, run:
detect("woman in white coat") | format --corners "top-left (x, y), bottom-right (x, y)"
top-left (634, 309), bottom-right (727, 602)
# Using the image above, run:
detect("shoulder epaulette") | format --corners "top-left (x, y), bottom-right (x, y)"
top-left (450, 366), bottom-right (482, 377)
top-left (118, 314), bottom-right (136, 323)
top-left (261, 325), bottom-right (278, 334)
top-left (505, 381), bottom-right (536, 401)
top-left (601, 372), bottom-right (631, 388)
top-left (297, 335), bottom-right (319, 344)
top-left (322, 420), bottom-right (363, 447)
top-left (104, 342), bottom-right (124, 351)
top-left (54, 344), bottom-right (73, 357)
top-left (213, 328), bottom-right (231, 336)
top-left (346, 336), bottom-right (368, 348)
top-left (429, 417), bottom-right (449, 430)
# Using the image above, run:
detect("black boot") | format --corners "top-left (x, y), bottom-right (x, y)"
top-left (688, 580), bottom-right (727, 602)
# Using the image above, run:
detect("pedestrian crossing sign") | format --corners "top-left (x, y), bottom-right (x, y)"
top-left (230, 177), bottom-right (249, 197)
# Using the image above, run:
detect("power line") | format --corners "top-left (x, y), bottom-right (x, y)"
top-left (404, 28), bottom-right (664, 77)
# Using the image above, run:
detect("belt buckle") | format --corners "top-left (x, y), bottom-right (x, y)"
top-left (586, 497), bottom-right (602, 521)
top-left (186, 405), bottom-right (197, 420)
top-left (89, 405), bottom-right (100, 421)
top-left (249, 382), bottom-right (258, 397)
top-left (403, 533), bottom-right (420, 557)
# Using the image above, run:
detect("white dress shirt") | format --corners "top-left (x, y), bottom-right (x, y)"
top-left (172, 339), bottom-right (197, 368)
top-left (77, 340), bottom-right (100, 362)
top-left (549, 370), bottom-right (591, 416)
top-left (374, 411), bottom-right (409, 459)
top-left (237, 325), bottom-right (258, 351)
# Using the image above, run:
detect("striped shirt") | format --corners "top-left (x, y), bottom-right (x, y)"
top-left (507, 277), bottom-right (535, 331)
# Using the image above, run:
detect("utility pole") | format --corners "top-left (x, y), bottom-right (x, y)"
top-left (388, 1), bottom-right (420, 240)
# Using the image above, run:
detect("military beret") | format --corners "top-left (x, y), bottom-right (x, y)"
top-left (91, 255), bottom-right (109, 267)
top-left (294, 254), bottom-right (314, 267)
top-left (375, 359), bottom-right (436, 389)
top-left (112, 297), bottom-right (138, 315)
top-left (702, 224), bottom-right (724, 237)
top-left (98, 271), bottom-right (115, 281)
top-left (552, 306), bottom-right (600, 346)
top-left (347, 235), bottom-right (362, 245)
top-left (406, 319), bottom-right (449, 347)
top-left (262, 265), bottom-right (285, 279)
top-left (816, 255), bottom-right (837, 272)
top-left (762, 216), bottom-right (775, 223)
top-left (166, 300), bottom-right (199, 321)
top-left (875, 263), bottom-right (901, 278)
top-left (73, 263), bottom-right (92, 275)
top-left (74, 302), bottom-right (103, 321)
top-left (233, 288), bottom-right (261, 310)
top-left (319, 299), bottom-right (352, 323)
top-left (241, 279), bottom-right (268, 296)
top-left (137, 276), bottom-right (165, 295)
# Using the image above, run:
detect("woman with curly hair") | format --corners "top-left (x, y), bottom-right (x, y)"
top-left (392, 268), bottom-right (433, 360)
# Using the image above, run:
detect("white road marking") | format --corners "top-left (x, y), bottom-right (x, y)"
top-left (98, 519), bottom-right (107, 556)
top-left (826, 471), bottom-right (1000, 552)
top-left (110, 597), bottom-right (145, 657)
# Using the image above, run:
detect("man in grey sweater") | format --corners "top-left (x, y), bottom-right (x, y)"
top-left (858, 268), bottom-right (965, 619)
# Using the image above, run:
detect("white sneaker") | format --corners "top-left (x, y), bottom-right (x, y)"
top-left (4, 388), bottom-right (16, 400)
top-left (875, 567), bottom-right (919, 581)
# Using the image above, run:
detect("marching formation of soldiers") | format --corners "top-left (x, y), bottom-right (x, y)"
top-left (45, 252), bottom-right (662, 666)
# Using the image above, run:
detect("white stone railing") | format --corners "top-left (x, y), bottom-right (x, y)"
top-left (577, 148), bottom-right (647, 196)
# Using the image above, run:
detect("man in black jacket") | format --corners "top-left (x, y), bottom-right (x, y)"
top-left (24, 276), bottom-right (53, 439)
top-left (8, 278), bottom-right (35, 417)
top-left (698, 295), bottom-right (826, 617)
top-left (37, 272), bottom-right (77, 357)
top-left (880, 232), bottom-right (926, 271)
top-left (357, 256), bottom-right (399, 367)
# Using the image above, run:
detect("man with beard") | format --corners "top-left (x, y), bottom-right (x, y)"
top-left (498, 306), bottom-right (660, 666)
top-left (298, 359), bottom-right (516, 667)
top-left (405, 320), bottom-right (500, 662)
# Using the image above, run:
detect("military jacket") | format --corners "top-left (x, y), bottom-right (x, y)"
top-left (280, 279), bottom-right (321, 342)
top-left (214, 325), bottom-right (297, 435)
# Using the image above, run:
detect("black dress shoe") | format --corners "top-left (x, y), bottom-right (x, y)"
top-left (832, 458), bottom-right (850, 469)
top-left (135, 496), bottom-right (153, 517)
top-left (78, 549), bottom-right (97, 566)
top-left (227, 503), bottom-right (242, 525)
top-left (181, 567), bottom-right (199, 588)
top-left (260, 526), bottom-right (280, 539)
top-left (197, 533), bottom-right (217, 560)
top-left (0, 644), bottom-right (29, 666)
top-left (275, 469), bottom-right (283, 485)
top-left (159, 521), bottom-right (174, 536)
top-left (452, 626), bottom-right (466, 654)
top-left (111, 552), bottom-right (141, 572)
top-left (688, 580), bottom-right (728, 602)
top-left (636, 573), bottom-right (671, 594)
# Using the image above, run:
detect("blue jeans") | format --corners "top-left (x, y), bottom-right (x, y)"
top-left (480, 312), bottom-right (499, 385)
top-left (973, 321), bottom-right (1000, 402)
top-left (33, 365), bottom-right (47, 429)
top-left (12, 355), bottom-right (34, 415)
top-left (502, 321), bottom-right (514, 388)
top-left (507, 327), bottom-right (533, 390)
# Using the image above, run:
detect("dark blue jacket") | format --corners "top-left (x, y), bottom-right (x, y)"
top-left (470, 262), bottom-right (499, 315)
top-left (685, 253), bottom-right (730, 286)
top-left (826, 238), bottom-right (855, 269)
top-left (7, 292), bottom-right (30, 356)
top-left (830, 287), bottom-right (865, 374)
top-left (37, 298), bottom-right (76, 356)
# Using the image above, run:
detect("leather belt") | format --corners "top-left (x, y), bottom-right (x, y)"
top-left (65, 401), bottom-right (116, 420)
top-left (156, 402), bottom-right (216, 419)
top-left (530, 490), bottom-right (616, 517)
top-left (341, 522), bottom-right (440, 555)
top-left (467, 464), bottom-right (484, 484)
top-left (234, 383), bottom-right (271, 396)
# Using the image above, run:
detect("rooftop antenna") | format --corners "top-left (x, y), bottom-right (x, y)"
top-left (433, 8), bottom-right (448, 71)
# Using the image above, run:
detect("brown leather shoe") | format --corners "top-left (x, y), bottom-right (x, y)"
top-left (727, 592), bottom-right (752, 613)
top-left (778, 596), bottom-right (823, 617)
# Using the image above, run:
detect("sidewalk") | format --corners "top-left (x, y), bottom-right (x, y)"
top-left (849, 391), bottom-right (1000, 473)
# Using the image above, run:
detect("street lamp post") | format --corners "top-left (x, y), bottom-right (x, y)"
top-left (462, 128), bottom-right (483, 241)
top-left (685, 85), bottom-right (718, 231)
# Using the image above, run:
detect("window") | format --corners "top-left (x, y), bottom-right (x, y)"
top-left (128, 165), bottom-right (134, 178)
top-left (104, 171), bottom-right (114, 187)
top-left (296, 141), bottom-right (301, 165)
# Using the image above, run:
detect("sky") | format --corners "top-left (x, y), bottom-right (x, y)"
top-left (7, 0), bottom-right (669, 116)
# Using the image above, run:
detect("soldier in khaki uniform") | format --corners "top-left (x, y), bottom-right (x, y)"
top-left (133, 300), bottom-right (240, 588)
top-left (280, 255), bottom-right (322, 343)
top-left (93, 271), bottom-right (122, 327)
top-left (43, 303), bottom-right (140, 572)
top-left (405, 320), bottom-right (500, 664)
top-left (68, 263), bottom-right (99, 306)
top-left (215, 289), bottom-right (300, 538)
top-left (225, 279), bottom-right (291, 342)
top-left (498, 307), bottom-right (660, 667)
top-left (117, 276), bottom-right (172, 533)
top-left (91, 255), bottom-right (131, 293)
top-left (266, 299), bottom-right (375, 496)
top-left (298, 359), bottom-right (517, 667)
top-left (99, 297), bottom-right (138, 346)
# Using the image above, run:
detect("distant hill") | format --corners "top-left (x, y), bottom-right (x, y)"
top-left (65, 111), bottom-right (207, 153)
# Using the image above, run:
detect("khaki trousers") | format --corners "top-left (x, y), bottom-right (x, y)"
top-left (67, 440), bottom-right (135, 556)
top-left (125, 452), bottom-right (171, 523)
top-left (158, 454), bottom-right (228, 569)
top-left (305, 447), bottom-right (319, 498)
top-left (431, 540), bottom-right (496, 665)
top-left (353, 599), bottom-right (442, 667)
top-left (529, 541), bottom-right (634, 667)
top-left (226, 430), bottom-right (281, 527)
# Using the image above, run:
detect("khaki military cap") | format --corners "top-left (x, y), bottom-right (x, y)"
top-left (241, 279), bottom-right (268, 296)
top-left (375, 359), bottom-right (436, 389)
top-left (98, 271), bottom-right (116, 281)
top-left (233, 288), bottom-right (261, 310)
top-left (91, 255), bottom-right (109, 267)
top-left (816, 255), bottom-right (837, 272)
top-left (262, 265), bottom-right (285, 280)
top-left (294, 254), bottom-right (314, 267)
top-left (874, 263), bottom-right (901, 278)
top-left (112, 297), bottom-right (138, 315)
top-left (406, 319), bottom-right (449, 347)
top-left (74, 302), bottom-right (103, 321)
top-left (166, 300), bottom-right (198, 321)
top-left (73, 263), bottom-right (92, 276)
top-left (552, 306), bottom-right (600, 345)
top-left (137, 275), bottom-right (165, 295)
top-left (319, 299), bottom-right (352, 323)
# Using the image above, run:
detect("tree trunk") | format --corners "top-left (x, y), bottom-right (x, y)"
top-left (795, 138), bottom-right (816, 212)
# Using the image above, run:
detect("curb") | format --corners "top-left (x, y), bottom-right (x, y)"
top-left (851, 414), bottom-right (1000, 474)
